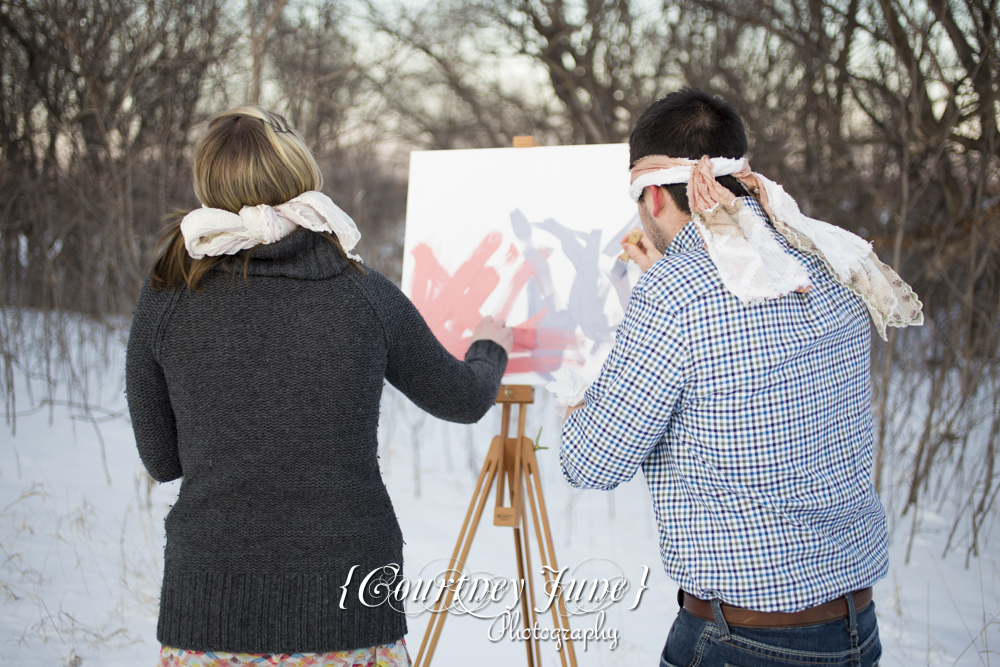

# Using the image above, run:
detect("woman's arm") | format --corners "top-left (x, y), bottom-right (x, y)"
top-left (125, 279), bottom-right (183, 482)
top-left (359, 270), bottom-right (509, 424)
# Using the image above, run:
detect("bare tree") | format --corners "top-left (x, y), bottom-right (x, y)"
top-left (363, 0), bottom-right (570, 149)
top-left (0, 0), bottom-right (232, 315)
top-left (2, 0), bottom-right (995, 557)
top-left (469, 0), bottom-right (679, 144)
top-left (1, 0), bottom-right (233, 424)
top-left (263, 0), bottom-right (409, 280)
top-left (248, 0), bottom-right (292, 104)
top-left (365, 0), bottom-right (1000, 556)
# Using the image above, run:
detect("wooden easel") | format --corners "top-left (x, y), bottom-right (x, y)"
top-left (415, 136), bottom-right (576, 667)
top-left (413, 385), bottom-right (578, 667)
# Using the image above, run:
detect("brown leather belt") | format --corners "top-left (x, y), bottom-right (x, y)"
top-left (681, 587), bottom-right (872, 628)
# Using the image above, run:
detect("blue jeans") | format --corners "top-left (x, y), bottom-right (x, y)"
top-left (660, 595), bottom-right (881, 667)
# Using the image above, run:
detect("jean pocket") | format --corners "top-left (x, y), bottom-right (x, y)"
top-left (860, 623), bottom-right (882, 667)
top-left (713, 631), bottom-right (869, 666)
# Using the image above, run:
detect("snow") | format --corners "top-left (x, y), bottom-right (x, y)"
top-left (1, 332), bottom-right (997, 666)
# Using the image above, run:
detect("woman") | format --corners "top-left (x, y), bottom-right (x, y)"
top-left (126, 106), bottom-right (511, 666)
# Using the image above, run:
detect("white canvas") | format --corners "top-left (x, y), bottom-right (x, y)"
top-left (402, 144), bottom-right (641, 386)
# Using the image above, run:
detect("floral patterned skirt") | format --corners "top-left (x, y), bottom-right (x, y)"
top-left (158, 638), bottom-right (411, 667)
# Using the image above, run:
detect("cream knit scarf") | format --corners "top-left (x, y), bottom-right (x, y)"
top-left (180, 191), bottom-right (362, 262)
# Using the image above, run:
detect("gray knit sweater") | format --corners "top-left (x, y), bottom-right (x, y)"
top-left (125, 229), bottom-right (507, 653)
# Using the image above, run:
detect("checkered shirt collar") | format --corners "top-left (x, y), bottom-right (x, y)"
top-left (665, 221), bottom-right (702, 256)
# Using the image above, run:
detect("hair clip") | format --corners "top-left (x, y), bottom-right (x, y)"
top-left (260, 117), bottom-right (293, 134)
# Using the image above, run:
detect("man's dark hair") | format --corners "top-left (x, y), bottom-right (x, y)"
top-left (629, 87), bottom-right (749, 214)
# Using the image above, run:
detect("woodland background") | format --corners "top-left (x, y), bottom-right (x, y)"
top-left (1, 0), bottom-right (998, 610)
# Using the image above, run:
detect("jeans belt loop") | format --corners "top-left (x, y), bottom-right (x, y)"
top-left (845, 589), bottom-right (859, 644)
top-left (710, 598), bottom-right (731, 641)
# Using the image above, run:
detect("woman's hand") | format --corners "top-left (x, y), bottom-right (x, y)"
top-left (621, 230), bottom-right (663, 272)
top-left (469, 316), bottom-right (514, 354)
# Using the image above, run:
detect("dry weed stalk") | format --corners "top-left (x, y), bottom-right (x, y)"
top-left (0, 0), bottom-right (996, 582)
top-left (1, 478), bottom-right (167, 660)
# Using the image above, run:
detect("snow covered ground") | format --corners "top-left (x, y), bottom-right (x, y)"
top-left (0, 334), bottom-right (997, 666)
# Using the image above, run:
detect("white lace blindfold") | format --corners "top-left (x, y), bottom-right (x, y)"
top-left (628, 155), bottom-right (923, 340)
top-left (180, 191), bottom-right (362, 262)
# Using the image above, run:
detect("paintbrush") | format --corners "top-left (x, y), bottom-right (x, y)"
top-left (610, 229), bottom-right (643, 279)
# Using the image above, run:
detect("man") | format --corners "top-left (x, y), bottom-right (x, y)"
top-left (560, 88), bottom-right (920, 666)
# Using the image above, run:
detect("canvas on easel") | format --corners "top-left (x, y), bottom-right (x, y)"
top-left (402, 143), bottom-right (638, 386)
top-left (403, 141), bottom-right (637, 667)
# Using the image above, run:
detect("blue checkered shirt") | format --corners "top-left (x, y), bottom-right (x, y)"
top-left (560, 197), bottom-right (888, 612)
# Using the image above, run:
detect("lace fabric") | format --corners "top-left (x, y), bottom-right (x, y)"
top-left (752, 174), bottom-right (923, 340)
top-left (628, 154), bottom-right (924, 340)
top-left (690, 200), bottom-right (812, 305)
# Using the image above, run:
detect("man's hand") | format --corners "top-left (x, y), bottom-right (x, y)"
top-left (469, 316), bottom-right (513, 354)
top-left (621, 230), bottom-right (663, 272)
top-left (564, 403), bottom-right (583, 419)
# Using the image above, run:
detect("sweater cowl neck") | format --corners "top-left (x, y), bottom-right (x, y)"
top-left (211, 228), bottom-right (350, 281)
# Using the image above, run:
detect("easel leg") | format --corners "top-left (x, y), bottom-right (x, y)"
top-left (414, 435), bottom-right (503, 667)
top-left (416, 386), bottom-right (577, 667)
top-left (520, 498), bottom-right (542, 662)
top-left (512, 525), bottom-right (536, 667)
top-left (522, 441), bottom-right (578, 667)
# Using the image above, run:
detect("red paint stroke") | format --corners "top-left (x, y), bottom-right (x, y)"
top-left (510, 309), bottom-right (547, 352)
top-left (512, 327), bottom-right (536, 350)
top-left (506, 312), bottom-right (581, 375)
top-left (506, 350), bottom-right (580, 376)
top-left (503, 244), bottom-right (520, 266)
top-left (409, 235), bottom-right (582, 375)
top-left (410, 233), bottom-right (502, 359)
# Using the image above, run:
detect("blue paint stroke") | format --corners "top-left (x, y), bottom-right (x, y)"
top-left (509, 209), bottom-right (618, 364)
top-left (604, 213), bottom-right (641, 311)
